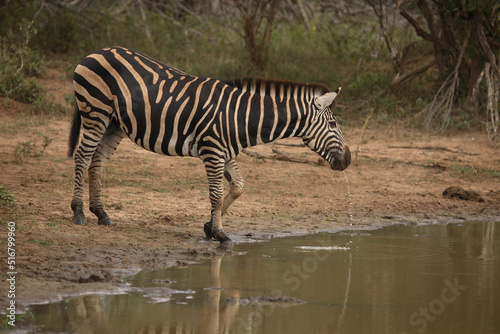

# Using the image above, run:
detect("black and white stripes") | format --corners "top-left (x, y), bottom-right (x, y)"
top-left (68, 46), bottom-right (350, 243)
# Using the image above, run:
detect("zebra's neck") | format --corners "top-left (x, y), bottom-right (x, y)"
top-left (230, 78), bottom-right (328, 149)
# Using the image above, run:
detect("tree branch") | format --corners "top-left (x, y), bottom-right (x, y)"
top-left (399, 7), bottom-right (439, 44)
top-left (475, 19), bottom-right (498, 74)
top-left (391, 57), bottom-right (436, 88)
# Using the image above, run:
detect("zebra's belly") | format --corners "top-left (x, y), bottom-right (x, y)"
top-left (123, 128), bottom-right (199, 158)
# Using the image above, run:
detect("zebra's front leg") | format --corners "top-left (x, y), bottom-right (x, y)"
top-left (203, 158), bottom-right (232, 244)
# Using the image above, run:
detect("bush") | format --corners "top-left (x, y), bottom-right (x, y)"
top-left (0, 20), bottom-right (46, 103)
top-left (33, 11), bottom-right (87, 53)
top-left (0, 185), bottom-right (16, 209)
top-left (348, 72), bottom-right (391, 95)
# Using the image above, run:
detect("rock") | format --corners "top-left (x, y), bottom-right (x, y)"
top-left (442, 186), bottom-right (484, 202)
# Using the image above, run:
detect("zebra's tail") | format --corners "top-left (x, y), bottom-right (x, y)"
top-left (67, 104), bottom-right (81, 158)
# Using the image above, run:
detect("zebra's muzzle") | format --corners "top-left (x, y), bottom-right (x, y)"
top-left (330, 145), bottom-right (351, 171)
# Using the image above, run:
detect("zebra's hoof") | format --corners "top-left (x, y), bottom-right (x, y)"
top-left (213, 228), bottom-right (232, 245)
top-left (204, 222), bottom-right (213, 239)
top-left (72, 216), bottom-right (86, 225)
top-left (98, 217), bottom-right (113, 226)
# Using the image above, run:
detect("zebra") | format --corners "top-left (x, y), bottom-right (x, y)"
top-left (68, 46), bottom-right (351, 244)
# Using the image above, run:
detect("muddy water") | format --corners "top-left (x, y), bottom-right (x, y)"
top-left (30, 222), bottom-right (499, 334)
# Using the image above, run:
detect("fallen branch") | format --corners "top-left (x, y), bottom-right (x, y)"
top-left (242, 148), bottom-right (309, 164)
top-left (393, 159), bottom-right (447, 170)
top-left (387, 145), bottom-right (480, 156)
top-left (361, 155), bottom-right (447, 170)
top-left (273, 142), bottom-right (305, 148)
top-left (271, 148), bottom-right (309, 163)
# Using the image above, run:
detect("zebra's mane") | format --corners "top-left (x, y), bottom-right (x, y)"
top-left (225, 77), bottom-right (330, 97)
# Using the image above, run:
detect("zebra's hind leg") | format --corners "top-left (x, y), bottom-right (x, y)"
top-left (88, 123), bottom-right (124, 225)
top-left (71, 117), bottom-right (111, 226)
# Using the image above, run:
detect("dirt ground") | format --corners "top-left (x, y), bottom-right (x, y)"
top-left (1, 66), bottom-right (499, 311)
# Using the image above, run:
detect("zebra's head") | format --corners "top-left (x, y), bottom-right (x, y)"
top-left (303, 87), bottom-right (351, 171)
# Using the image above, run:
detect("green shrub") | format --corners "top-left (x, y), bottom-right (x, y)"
top-left (13, 136), bottom-right (52, 164)
top-left (0, 20), bottom-right (46, 103)
top-left (348, 71), bottom-right (391, 96)
top-left (34, 11), bottom-right (87, 53)
top-left (0, 185), bottom-right (16, 208)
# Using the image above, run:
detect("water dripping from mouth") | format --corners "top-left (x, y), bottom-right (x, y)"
top-left (343, 171), bottom-right (354, 225)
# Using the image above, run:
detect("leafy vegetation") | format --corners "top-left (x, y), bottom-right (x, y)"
top-left (0, 20), bottom-right (45, 103)
top-left (449, 161), bottom-right (500, 179)
top-left (13, 135), bottom-right (52, 164)
top-left (28, 238), bottom-right (54, 247)
top-left (0, 184), bottom-right (16, 208)
top-left (0, 1), bottom-right (497, 139)
top-left (0, 311), bottom-right (35, 331)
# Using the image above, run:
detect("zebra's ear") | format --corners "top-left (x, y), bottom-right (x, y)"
top-left (314, 87), bottom-right (342, 110)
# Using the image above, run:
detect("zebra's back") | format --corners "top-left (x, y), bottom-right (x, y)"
top-left (73, 46), bottom-right (229, 157)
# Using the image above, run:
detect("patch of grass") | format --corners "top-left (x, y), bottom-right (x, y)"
top-left (0, 185), bottom-right (17, 208)
top-left (65, 92), bottom-right (76, 107)
top-left (13, 135), bottom-right (52, 164)
top-left (28, 238), bottom-right (54, 247)
top-left (1, 311), bottom-right (35, 331)
top-left (165, 176), bottom-right (207, 188)
top-left (0, 111), bottom-right (46, 135)
top-left (274, 190), bottom-right (304, 199)
top-left (45, 221), bottom-right (57, 227)
top-left (13, 140), bottom-right (37, 164)
top-left (136, 167), bottom-right (160, 179)
top-left (268, 212), bottom-right (296, 222)
top-left (152, 186), bottom-right (173, 194)
top-left (449, 162), bottom-right (500, 178)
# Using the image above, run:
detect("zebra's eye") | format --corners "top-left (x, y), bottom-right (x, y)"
top-left (328, 120), bottom-right (337, 129)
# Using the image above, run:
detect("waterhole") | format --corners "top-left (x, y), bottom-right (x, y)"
top-left (29, 221), bottom-right (499, 333)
